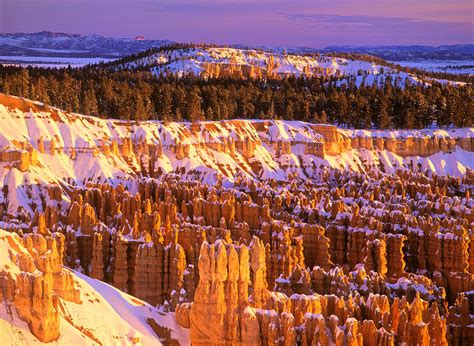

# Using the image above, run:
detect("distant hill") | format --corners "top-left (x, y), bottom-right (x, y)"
top-left (322, 44), bottom-right (474, 61)
top-left (104, 45), bottom-right (466, 87)
top-left (0, 31), bottom-right (174, 58)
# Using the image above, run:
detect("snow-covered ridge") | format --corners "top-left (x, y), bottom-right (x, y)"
top-left (117, 46), bottom-right (380, 77)
top-left (0, 93), bottom-right (472, 215)
top-left (114, 46), bottom-right (465, 86)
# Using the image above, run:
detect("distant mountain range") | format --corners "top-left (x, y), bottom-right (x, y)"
top-left (323, 44), bottom-right (474, 61)
top-left (0, 31), bottom-right (173, 58)
top-left (0, 31), bottom-right (473, 59)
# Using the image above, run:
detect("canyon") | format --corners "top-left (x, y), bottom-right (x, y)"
top-left (0, 93), bottom-right (473, 345)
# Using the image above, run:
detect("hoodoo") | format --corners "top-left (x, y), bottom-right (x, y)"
top-left (0, 19), bottom-right (472, 344)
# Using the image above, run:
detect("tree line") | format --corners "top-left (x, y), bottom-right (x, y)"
top-left (0, 65), bottom-right (472, 129)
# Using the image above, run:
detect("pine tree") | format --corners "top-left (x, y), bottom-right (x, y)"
top-left (133, 93), bottom-right (146, 121)
top-left (267, 100), bottom-right (276, 119)
top-left (378, 105), bottom-right (391, 130)
top-left (405, 110), bottom-right (415, 129)
top-left (319, 110), bottom-right (328, 124)
top-left (186, 87), bottom-right (202, 122)
top-left (83, 86), bottom-right (99, 116)
top-left (160, 88), bottom-right (173, 120)
top-left (285, 100), bottom-right (294, 120)
top-left (19, 69), bottom-right (30, 98)
top-left (34, 76), bottom-right (51, 105)
top-left (173, 86), bottom-right (186, 121)
top-left (205, 106), bottom-right (214, 120)
top-left (301, 100), bottom-right (311, 122)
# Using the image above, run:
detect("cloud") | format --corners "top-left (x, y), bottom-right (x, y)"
top-left (278, 12), bottom-right (473, 46)
top-left (283, 12), bottom-right (467, 28)
top-left (144, 1), bottom-right (290, 14)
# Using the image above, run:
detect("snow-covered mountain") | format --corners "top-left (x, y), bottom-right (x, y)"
top-left (322, 45), bottom-right (474, 75)
top-left (0, 93), bottom-right (472, 215)
top-left (0, 31), bottom-right (173, 67)
top-left (0, 31), bottom-right (173, 57)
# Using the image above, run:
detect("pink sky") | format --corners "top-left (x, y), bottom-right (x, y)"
top-left (1, 0), bottom-right (473, 47)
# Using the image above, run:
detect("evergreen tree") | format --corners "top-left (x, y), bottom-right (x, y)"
top-left (37, 76), bottom-right (51, 105)
top-left (186, 87), bottom-right (202, 122)
top-left (133, 93), bottom-right (146, 121)
top-left (82, 81), bottom-right (99, 116)
top-left (285, 100), bottom-right (294, 120)
top-left (19, 69), bottom-right (30, 97)
top-left (378, 104), bottom-right (391, 130)
top-left (405, 110), bottom-right (415, 129)
top-left (267, 100), bottom-right (276, 119)
top-left (319, 111), bottom-right (328, 124)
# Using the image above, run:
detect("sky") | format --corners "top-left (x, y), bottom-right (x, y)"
top-left (1, 0), bottom-right (473, 47)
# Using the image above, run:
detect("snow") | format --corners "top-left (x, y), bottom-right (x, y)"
top-left (0, 32), bottom-right (173, 68)
top-left (344, 128), bottom-right (474, 139)
top-left (113, 46), bottom-right (466, 87)
top-left (64, 271), bottom-right (189, 345)
top-left (0, 229), bottom-right (189, 345)
top-left (0, 56), bottom-right (114, 68)
top-left (0, 94), bottom-right (472, 215)
top-left (404, 149), bottom-right (473, 176)
top-left (391, 60), bottom-right (474, 75)
top-left (117, 47), bottom-right (388, 78)
top-left (335, 71), bottom-right (466, 88)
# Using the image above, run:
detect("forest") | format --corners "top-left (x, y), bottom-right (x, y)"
top-left (0, 63), bottom-right (472, 129)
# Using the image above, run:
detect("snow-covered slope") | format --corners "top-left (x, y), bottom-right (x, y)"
top-left (0, 229), bottom-right (188, 345)
top-left (116, 46), bottom-right (380, 77)
top-left (112, 46), bottom-right (465, 86)
top-left (0, 93), bottom-right (472, 216)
